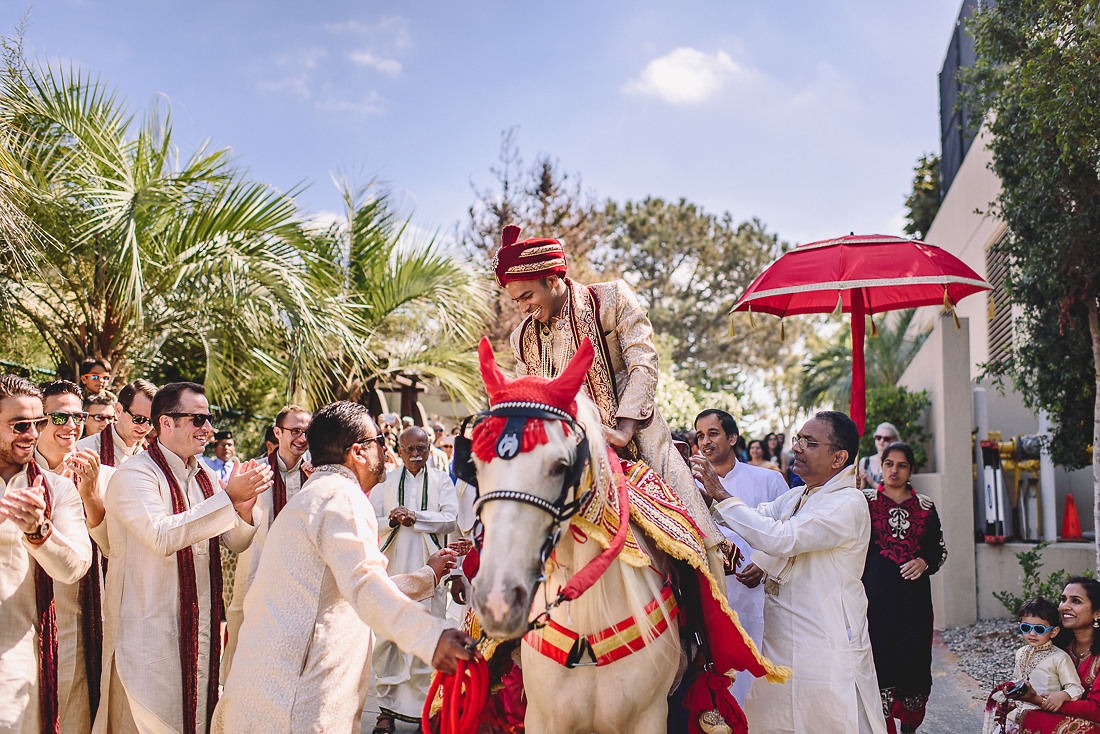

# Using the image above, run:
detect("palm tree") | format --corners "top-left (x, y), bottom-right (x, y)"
top-left (306, 179), bottom-right (492, 408)
top-left (797, 309), bottom-right (931, 411)
top-left (0, 60), bottom-right (376, 405)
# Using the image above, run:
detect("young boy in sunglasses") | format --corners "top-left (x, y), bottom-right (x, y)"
top-left (987, 597), bottom-right (1085, 731)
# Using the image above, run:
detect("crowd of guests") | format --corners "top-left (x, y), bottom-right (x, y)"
top-left (0, 357), bottom-right (477, 734)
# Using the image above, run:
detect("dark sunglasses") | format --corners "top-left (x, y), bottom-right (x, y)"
top-left (1019, 622), bottom-right (1055, 635)
top-left (47, 411), bottom-right (89, 426)
top-left (165, 412), bottom-right (215, 428)
top-left (89, 414), bottom-right (114, 423)
top-left (123, 406), bottom-right (151, 425)
top-left (10, 417), bottom-right (49, 434)
top-left (874, 434), bottom-right (896, 442)
top-left (347, 434), bottom-right (387, 451)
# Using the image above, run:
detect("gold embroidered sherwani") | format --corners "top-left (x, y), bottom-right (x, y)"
top-left (510, 278), bottom-right (727, 577)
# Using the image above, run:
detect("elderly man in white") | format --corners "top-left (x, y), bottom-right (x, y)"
top-left (695, 410), bottom-right (888, 734)
top-left (214, 402), bottom-right (475, 734)
top-left (370, 425), bottom-right (459, 732)
top-left (95, 381), bottom-right (272, 734)
top-left (0, 375), bottom-right (92, 734)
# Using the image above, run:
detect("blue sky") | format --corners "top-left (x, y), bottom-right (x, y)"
top-left (22, 0), bottom-right (964, 248)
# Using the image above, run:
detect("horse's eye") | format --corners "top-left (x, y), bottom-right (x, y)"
top-left (550, 461), bottom-right (568, 476)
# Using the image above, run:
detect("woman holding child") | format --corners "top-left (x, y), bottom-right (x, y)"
top-left (984, 577), bottom-right (1100, 733)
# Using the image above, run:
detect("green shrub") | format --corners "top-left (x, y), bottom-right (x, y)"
top-left (993, 541), bottom-right (1095, 616)
top-left (858, 384), bottom-right (931, 470)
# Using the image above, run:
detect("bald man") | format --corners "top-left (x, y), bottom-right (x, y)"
top-left (369, 426), bottom-right (458, 731)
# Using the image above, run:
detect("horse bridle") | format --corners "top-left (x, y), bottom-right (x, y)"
top-left (453, 401), bottom-right (592, 561)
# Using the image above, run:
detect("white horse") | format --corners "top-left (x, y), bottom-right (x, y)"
top-left (469, 339), bottom-right (683, 734)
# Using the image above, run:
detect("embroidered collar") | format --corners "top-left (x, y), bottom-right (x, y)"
top-left (312, 464), bottom-right (358, 485)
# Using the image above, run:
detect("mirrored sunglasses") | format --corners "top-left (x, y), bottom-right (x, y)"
top-left (123, 407), bottom-right (151, 425)
top-left (47, 411), bottom-right (89, 426)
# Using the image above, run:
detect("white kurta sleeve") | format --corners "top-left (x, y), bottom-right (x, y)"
top-left (26, 476), bottom-right (92, 584)
top-left (412, 476), bottom-right (458, 535)
top-left (1053, 652), bottom-right (1085, 698)
top-left (392, 566), bottom-right (441, 603)
top-left (106, 468), bottom-right (241, 557)
top-left (510, 327), bottom-right (529, 377)
top-left (220, 512), bottom-right (258, 553)
top-left (715, 492), bottom-right (864, 558)
top-left (320, 494), bottom-right (452, 666)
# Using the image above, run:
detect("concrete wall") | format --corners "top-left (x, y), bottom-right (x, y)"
top-left (975, 542), bottom-right (1095, 619)
top-left (901, 316), bottom-right (977, 628)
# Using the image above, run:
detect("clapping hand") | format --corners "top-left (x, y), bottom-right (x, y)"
top-left (0, 475), bottom-right (47, 534)
top-left (225, 459), bottom-right (274, 522)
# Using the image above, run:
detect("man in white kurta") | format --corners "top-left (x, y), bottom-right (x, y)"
top-left (76, 380), bottom-right (157, 468)
top-left (221, 405), bottom-right (311, 681)
top-left (691, 409), bottom-right (788, 705)
top-left (95, 382), bottom-right (272, 734)
top-left (36, 380), bottom-right (113, 734)
top-left (213, 402), bottom-right (475, 734)
top-left (0, 375), bottom-right (93, 734)
top-left (696, 412), bottom-right (888, 734)
top-left (370, 426), bottom-right (459, 727)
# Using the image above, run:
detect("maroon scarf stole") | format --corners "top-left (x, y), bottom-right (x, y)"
top-left (24, 460), bottom-right (59, 734)
top-left (146, 441), bottom-right (223, 734)
top-left (77, 510), bottom-right (103, 727)
top-left (268, 451), bottom-right (306, 520)
top-left (98, 424), bottom-right (115, 468)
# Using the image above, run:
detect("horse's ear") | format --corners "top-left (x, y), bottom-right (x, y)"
top-left (478, 336), bottom-right (510, 401)
top-left (548, 337), bottom-right (594, 403)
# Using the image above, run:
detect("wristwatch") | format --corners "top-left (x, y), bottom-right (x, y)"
top-left (24, 519), bottom-right (52, 544)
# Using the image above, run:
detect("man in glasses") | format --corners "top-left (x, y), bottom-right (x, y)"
top-left (370, 425), bottom-right (458, 733)
top-left (696, 411), bottom-right (888, 734)
top-left (222, 405), bottom-right (312, 680)
top-left (97, 382), bottom-right (273, 732)
top-left (83, 392), bottom-right (115, 438)
top-left (213, 402), bottom-right (473, 734)
top-left (78, 357), bottom-right (112, 397)
top-left (35, 380), bottom-right (110, 734)
top-left (76, 379), bottom-right (157, 468)
top-left (0, 375), bottom-right (92, 734)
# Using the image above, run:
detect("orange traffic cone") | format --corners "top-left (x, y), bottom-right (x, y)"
top-left (1062, 494), bottom-right (1083, 541)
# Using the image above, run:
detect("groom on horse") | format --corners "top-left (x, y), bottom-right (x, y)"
top-left (493, 224), bottom-right (730, 580)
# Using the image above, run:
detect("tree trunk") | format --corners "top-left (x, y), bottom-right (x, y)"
top-left (1088, 297), bottom-right (1100, 573)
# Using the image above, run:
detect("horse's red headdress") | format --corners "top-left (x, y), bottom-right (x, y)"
top-left (472, 336), bottom-right (593, 462)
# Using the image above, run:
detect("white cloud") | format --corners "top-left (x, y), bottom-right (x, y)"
top-left (348, 51), bottom-right (402, 76)
top-left (623, 47), bottom-right (745, 105)
top-left (317, 90), bottom-right (386, 116)
top-left (273, 47), bottom-right (327, 70)
top-left (325, 16), bottom-right (412, 52)
top-left (257, 73), bottom-right (311, 100)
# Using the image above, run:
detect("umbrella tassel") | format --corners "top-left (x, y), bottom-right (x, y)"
top-left (832, 292), bottom-right (843, 317)
top-left (748, 307), bottom-right (756, 330)
top-left (944, 288), bottom-right (961, 329)
top-left (869, 315), bottom-right (878, 338)
top-left (779, 319), bottom-right (785, 342)
top-left (728, 317), bottom-right (736, 337)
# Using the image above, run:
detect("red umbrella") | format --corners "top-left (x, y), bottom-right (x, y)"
top-left (730, 234), bottom-right (991, 434)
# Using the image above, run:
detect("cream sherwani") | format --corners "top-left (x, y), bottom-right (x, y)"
top-left (94, 444), bottom-right (257, 734)
top-left (370, 465), bottom-right (458, 720)
top-left (510, 278), bottom-right (728, 580)
top-left (0, 464), bottom-right (92, 734)
top-left (212, 464), bottom-right (452, 734)
top-left (221, 452), bottom-right (305, 681)
top-left (714, 466), bottom-right (888, 734)
top-left (76, 426), bottom-right (140, 469)
top-left (701, 461), bottom-right (788, 705)
top-left (35, 452), bottom-right (114, 734)
top-left (446, 478), bottom-right (478, 624)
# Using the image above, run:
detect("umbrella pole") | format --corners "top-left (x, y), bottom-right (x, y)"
top-left (850, 290), bottom-right (867, 435)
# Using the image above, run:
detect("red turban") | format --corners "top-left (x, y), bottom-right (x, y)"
top-left (493, 224), bottom-right (567, 286)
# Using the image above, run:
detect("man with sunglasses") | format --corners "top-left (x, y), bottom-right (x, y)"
top-left (0, 375), bottom-right (92, 734)
top-left (696, 411), bottom-right (888, 734)
top-left (370, 425), bottom-right (458, 733)
top-left (76, 380), bottom-right (157, 468)
top-left (213, 402), bottom-right (472, 734)
top-left (97, 382), bottom-right (272, 733)
top-left (35, 380), bottom-right (111, 734)
top-left (83, 392), bottom-right (115, 438)
top-left (222, 405), bottom-right (312, 681)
